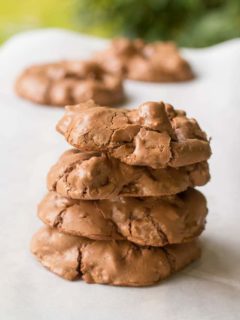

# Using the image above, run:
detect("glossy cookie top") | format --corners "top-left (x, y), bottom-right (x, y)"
top-left (57, 100), bottom-right (211, 169)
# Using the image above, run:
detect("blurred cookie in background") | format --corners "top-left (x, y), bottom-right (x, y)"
top-left (15, 60), bottom-right (125, 107)
top-left (95, 38), bottom-right (194, 82)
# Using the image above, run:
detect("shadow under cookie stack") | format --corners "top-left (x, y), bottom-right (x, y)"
top-left (31, 100), bottom-right (211, 286)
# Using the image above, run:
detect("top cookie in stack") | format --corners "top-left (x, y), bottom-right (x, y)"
top-left (57, 99), bottom-right (211, 169)
top-left (31, 99), bottom-right (211, 286)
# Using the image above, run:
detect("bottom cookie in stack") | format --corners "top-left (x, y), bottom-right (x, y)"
top-left (31, 188), bottom-right (206, 286)
top-left (31, 226), bottom-right (201, 287)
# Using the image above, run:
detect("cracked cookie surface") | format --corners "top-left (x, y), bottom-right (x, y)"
top-left (38, 188), bottom-right (207, 246)
top-left (94, 38), bottom-right (194, 82)
top-left (57, 100), bottom-right (211, 169)
top-left (31, 226), bottom-right (201, 286)
top-left (47, 149), bottom-right (210, 200)
top-left (15, 60), bottom-right (125, 106)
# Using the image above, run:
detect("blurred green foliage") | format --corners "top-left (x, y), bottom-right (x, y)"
top-left (0, 0), bottom-right (239, 47)
top-left (76, 0), bottom-right (240, 47)
top-left (0, 0), bottom-right (75, 43)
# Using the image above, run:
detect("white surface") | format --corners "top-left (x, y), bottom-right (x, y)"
top-left (0, 29), bottom-right (240, 320)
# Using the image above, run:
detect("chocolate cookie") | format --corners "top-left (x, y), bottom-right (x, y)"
top-left (95, 38), bottom-right (194, 82)
top-left (31, 226), bottom-right (201, 286)
top-left (57, 100), bottom-right (211, 169)
top-left (15, 60), bottom-right (125, 106)
top-left (38, 188), bottom-right (207, 246)
top-left (47, 149), bottom-right (210, 200)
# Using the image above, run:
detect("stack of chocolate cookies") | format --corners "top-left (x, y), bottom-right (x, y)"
top-left (31, 100), bottom-right (211, 286)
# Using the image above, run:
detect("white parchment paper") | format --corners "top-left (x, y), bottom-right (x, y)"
top-left (0, 29), bottom-right (240, 320)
